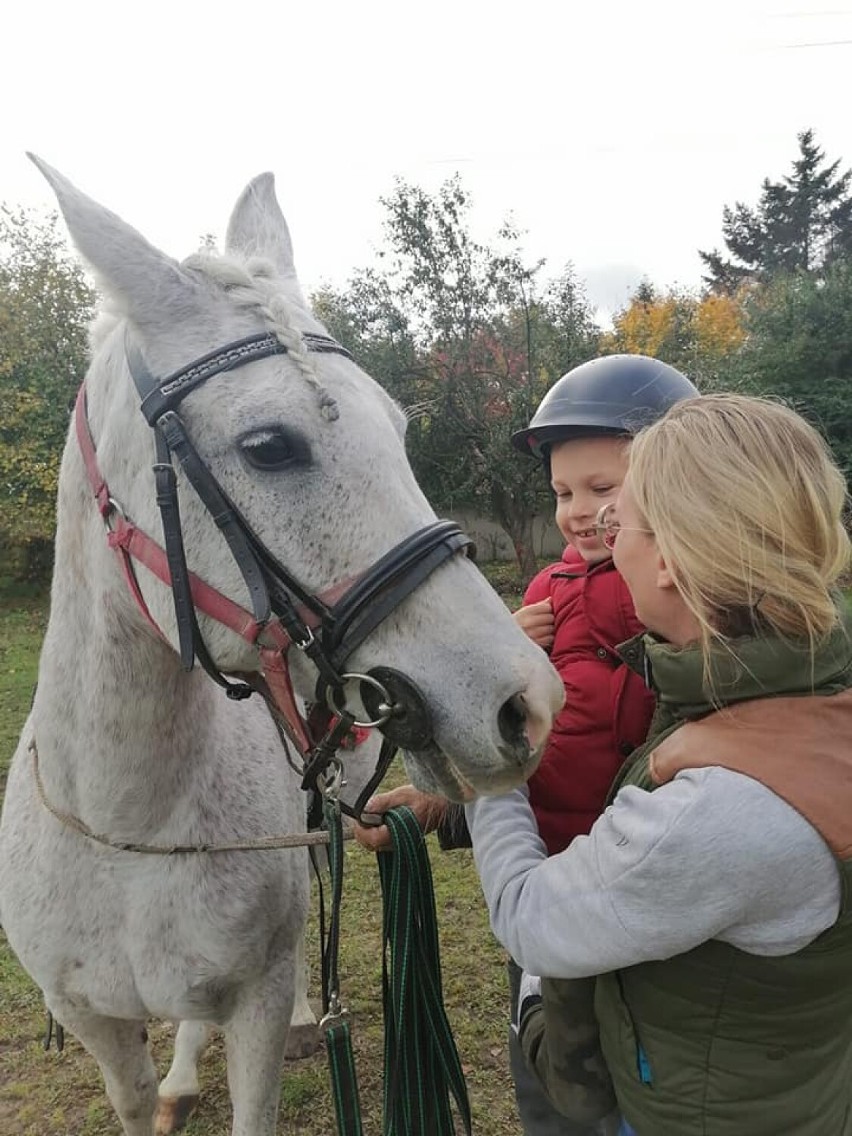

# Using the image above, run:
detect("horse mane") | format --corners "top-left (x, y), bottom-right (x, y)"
top-left (89, 251), bottom-right (338, 420)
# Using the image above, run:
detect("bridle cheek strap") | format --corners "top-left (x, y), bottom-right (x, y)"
top-left (77, 388), bottom-right (266, 635)
top-left (256, 645), bottom-right (313, 753)
top-left (76, 388), bottom-right (171, 644)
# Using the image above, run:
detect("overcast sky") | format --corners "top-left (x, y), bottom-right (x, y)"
top-left (3, 1), bottom-right (850, 320)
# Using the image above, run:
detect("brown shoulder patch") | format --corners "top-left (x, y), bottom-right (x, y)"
top-left (650, 690), bottom-right (852, 858)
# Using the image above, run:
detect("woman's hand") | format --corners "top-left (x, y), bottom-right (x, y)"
top-left (353, 785), bottom-right (449, 851)
top-left (513, 598), bottom-right (554, 649)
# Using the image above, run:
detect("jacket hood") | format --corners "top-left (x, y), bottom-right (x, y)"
top-left (618, 604), bottom-right (852, 722)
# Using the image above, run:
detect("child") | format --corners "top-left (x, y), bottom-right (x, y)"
top-left (356, 354), bottom-right (698, 1136)
top-left (504, 354), bottom-right (697, 1136)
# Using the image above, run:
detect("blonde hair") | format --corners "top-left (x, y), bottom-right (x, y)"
top-left (628, 394), bottom-right (850, 664)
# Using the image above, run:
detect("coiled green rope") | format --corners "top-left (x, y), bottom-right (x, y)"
top-left (377, 806), bottom-right (472, 1136)
top-left (321, 800), bottom-right (472, 1136)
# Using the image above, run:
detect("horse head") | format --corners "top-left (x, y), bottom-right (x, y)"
top-left (31, 155), bottom-right (563, 802)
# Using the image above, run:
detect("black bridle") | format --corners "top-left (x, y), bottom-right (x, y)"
top-left (121, 327), bottom-right (472, 811)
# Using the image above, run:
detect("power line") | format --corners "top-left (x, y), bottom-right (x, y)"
top-left (770, 8), bottom-right (852, 15)
top-left (783, 37), bottom-right (852, 46)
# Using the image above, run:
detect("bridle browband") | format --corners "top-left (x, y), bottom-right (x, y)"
top-left (77, 325), bottom-right (472, 814)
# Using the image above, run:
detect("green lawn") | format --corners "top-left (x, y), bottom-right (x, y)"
top-left (0, 584), bottom-right (523, 1135)
top-left (0, 594), bottom-right (44, 794)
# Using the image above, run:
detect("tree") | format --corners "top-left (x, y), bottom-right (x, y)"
top-left (729, 258), bottom-right (852, 477)
top-left (700, 130), bottom-right (852, 293)
top-left (605, 281), bottom-right (679, 359)
top-left (0, 206), bottom-right (95, 578)
top-left (315, 177), bottom-right (600, 580)
top-left (602, 281), bottom-right (744, 387)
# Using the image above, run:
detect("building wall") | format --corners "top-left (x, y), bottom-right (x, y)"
top-left (447, 510), bottom-right (564, 563)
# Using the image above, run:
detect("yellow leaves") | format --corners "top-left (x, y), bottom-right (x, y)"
top-left (694, 293), bottom-right (746, 354)
top-left (0, 387), bottom-right (43, 430)
top-left (610, 296), bottom-right (679, 357)
top-left (605, 289), bottom-right (745, 362)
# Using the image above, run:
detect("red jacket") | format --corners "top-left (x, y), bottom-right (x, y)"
top-left (524, 546), bottom-right (654, 854)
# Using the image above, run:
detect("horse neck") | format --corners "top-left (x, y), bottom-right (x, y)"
top-left (31, 441), bottom-right (220, 831)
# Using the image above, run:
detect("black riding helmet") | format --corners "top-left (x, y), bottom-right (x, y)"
top-left (511, 354), bottom-right (699, 457)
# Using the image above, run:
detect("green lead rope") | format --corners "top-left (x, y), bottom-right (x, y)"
top-left (324, 1016), bottom-right (363, 1136)
top-left (321, 797), bottom-right (364, 1136)
top-left (378, 806), bottom-right (473, 1136)
top-left (320, 800), bottom-right (473, 1136)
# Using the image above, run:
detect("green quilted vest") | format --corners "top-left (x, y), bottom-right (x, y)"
top-left (595, 615), bottom-right (852, 1136)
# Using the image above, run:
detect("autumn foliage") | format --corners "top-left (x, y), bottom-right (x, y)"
top-left (602, 285), bottom-right (745, 373)
top-left (5, 131), bottom-right (852, 584)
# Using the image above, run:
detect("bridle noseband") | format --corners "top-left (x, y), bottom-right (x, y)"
top-left (77, 326), bottom-right (472, 815)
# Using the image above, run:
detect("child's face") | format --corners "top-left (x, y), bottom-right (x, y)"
top-left (550, 435), bottom-right (630, 565)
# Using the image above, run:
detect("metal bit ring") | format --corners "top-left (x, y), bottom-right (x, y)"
top-left (327, 672), bottom-right (394, 729)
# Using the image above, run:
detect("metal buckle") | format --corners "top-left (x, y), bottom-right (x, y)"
top-left (294, 626), bottom-right (315, 651)
top-left (316, 758), bottom-right (345, 801)
top-left (102, 496), bottom-right (126, 531)
top-left (319, 992), bottom-right (348, 1029)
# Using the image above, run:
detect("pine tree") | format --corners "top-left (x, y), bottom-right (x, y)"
top-left (700, 130), bottom-right (852, 293)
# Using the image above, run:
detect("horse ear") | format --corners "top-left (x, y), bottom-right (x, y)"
top-left (225, 173), bottom-right (308, 306)
top-left (27, 153), bottom-right (197, 332)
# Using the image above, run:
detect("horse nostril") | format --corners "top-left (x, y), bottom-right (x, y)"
top-left (497, 692), bottom-right (528, 749)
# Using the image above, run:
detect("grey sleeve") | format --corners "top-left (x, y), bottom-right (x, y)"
top-left (465, 767), bottom-right (840, 979)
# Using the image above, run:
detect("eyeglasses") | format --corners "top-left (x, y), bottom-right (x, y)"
top-left (594, 504), bottom-right (655, 550)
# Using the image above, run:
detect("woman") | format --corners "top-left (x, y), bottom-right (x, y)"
top-left (466, 394), bottom-right (852, 1136)
top-left (358, 356), bottom-right (698, 1136)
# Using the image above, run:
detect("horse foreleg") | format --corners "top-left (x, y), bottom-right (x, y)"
top-left (284, 929), bottom-right (321, 1059)
top-left (223, 964), bottom-right (297, 1136)
top-left (52, 1006), bottom-right (158, 1136)
top-left (155, 1020), bottom-right (213, 1135)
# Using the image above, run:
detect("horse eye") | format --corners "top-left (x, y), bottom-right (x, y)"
top-left (239, 429), bottom-right (309, 471)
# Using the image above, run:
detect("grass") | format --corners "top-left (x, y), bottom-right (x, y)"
top-left (0, 592), bottom-right (45, 796)
top-left (0, 566), bottom-right (529, 1135)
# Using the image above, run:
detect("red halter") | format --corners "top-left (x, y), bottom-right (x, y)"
top-left (74, 384), bottom-right (357, 754)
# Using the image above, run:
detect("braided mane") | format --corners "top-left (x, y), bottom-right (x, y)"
top-left (92, 249), bottom-right (339, 419)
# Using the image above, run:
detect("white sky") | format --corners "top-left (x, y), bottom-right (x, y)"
top-left (3, 0), bottom-right (851, 319)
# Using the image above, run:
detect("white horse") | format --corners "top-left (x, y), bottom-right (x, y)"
top-left (154, 722), bottom-right (379, 1131)
top-left (155, 729), bottom-right (382, 1134)
top-left (0, 157), bottom-right (563, 1136)
top-left (155, 727), bottom-right (382, 1135)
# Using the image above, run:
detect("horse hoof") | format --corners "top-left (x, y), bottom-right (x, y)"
top-left (155, 1093), bottom-right (200, 1135)
top-left (285, 1021), bottom-right (322, 1060)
